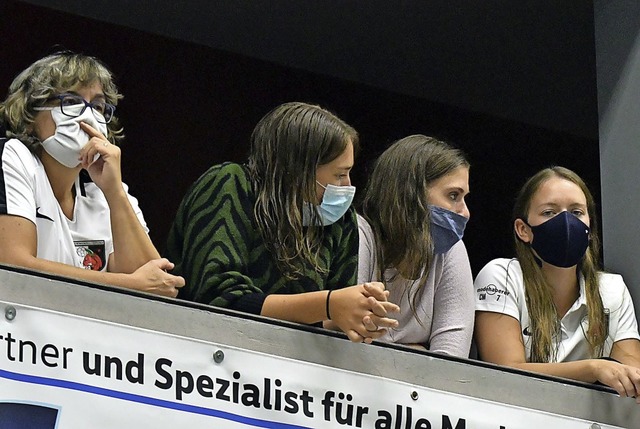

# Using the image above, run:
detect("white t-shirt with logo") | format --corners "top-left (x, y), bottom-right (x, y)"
top-left (0, 138), bottom-right (148, 271)
top-left (474, 258), bottom-right (640, 362)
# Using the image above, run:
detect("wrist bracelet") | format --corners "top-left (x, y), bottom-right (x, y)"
top-left (326, 289), bottom-right (333, 320)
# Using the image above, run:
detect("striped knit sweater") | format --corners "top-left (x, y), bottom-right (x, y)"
top-left (166, 162), bottom-right (359, 315)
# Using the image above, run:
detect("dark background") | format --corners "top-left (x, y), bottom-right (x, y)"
top-left (0, 0), bottom-right (601, 275)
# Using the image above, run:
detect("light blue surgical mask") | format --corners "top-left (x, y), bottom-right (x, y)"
top-left (302, 182), bottom-right (356, 226)
top-left (429, 205), bottom-right (468, 254)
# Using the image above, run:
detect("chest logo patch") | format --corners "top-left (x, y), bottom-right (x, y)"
top-left (75, 240), bottom-right (106, 271)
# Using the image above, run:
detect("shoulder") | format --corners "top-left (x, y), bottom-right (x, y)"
top-left (442, 239), bottom-right (470, 263)
top-left (1, 138), bottom-right (38, 169)
top-left (356, 213), bottom-right (376, 264)
top-left (437, 240), bottom-right (471, 271)
top-left (474, 258), bottom-right (524, 289)
top-left (474, 258), bottom-right (524, 318)
top-left (477, 258), bottom-right (522, 277)
top-left (178, 162), bottom-right (254, 226)
top-left (0, 139), bottom-right (41, 193)
top-left (597, 272), bottom-right (630, 307)
top-left (435, 240), bottom-right (473, 292)
top-left (597, 271), bottom-right (625, 287)
top-left (356, 213), bottom-right (374, 241)
top-left (196, 162), bottom-right (249, 182)
top-left (216, 162), bottom-right (248, 177)
top-left (1, 138), bottom-right (31, 154)
top-left (187, 162), bottom-right (251, 200)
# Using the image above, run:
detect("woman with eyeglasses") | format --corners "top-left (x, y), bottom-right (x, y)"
top-left (0, 52), bottom-right (184, 296)
top-left (166, 101), bottom-right (399, 343)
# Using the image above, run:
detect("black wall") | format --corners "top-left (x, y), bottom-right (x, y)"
top-left (0, 0), bottom-right (601, 275)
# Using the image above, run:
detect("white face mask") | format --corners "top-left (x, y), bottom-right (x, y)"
top-left (39, 104), bottom-right (108, 168)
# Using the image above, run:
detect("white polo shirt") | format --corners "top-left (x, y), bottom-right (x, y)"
top-left (474, 258), bottom-right (640, 362)
top-left (0, 138), bottom-right (148, 271)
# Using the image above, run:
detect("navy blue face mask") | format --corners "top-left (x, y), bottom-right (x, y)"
top-left (525, 211), bottom-right (590, 268)
top-left (429, 205), bottom-right (468, 254)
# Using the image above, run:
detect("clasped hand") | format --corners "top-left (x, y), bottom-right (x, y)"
top-left (131, 258), bottom-right (186, 298)
top-left (328, 282), bottom-right (400, 343)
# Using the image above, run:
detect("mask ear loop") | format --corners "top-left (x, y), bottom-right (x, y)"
top-left (517, 217), bottom-right (544, 267)
top-left (515, 217), bottom-right (532, 242)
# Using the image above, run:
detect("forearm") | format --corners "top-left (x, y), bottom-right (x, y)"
top-left (262, 291), bottom-right (329, 324)
top-left (611, 339), bottom-right (640, 368)
top-left (508, 360), bottom-right (598, 384)
top-left (616, 355), bottom-right (640, 369)
top-left (6, 253), bottom-right (133, 289)
top-left (106, 190), bottom-right (160, 273)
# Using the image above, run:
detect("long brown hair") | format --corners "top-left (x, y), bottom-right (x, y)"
top-left (247, 102), bottom-right (359, 279)
top-left (513, 166), bottom-right (606, 362)
top-left (361, 135), bottom-right (469, 316)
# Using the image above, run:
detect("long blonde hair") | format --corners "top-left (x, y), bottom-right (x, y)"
top-left (514, 166), bottom-right (606, 362)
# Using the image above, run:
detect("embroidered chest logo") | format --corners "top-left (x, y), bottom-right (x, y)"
top-left (75, 240), bottom-right (106, 271)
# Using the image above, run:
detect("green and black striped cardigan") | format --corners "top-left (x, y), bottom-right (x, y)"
top-left (166, 162), bottom-right (358, 315)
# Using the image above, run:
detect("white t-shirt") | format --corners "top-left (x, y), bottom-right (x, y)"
top-left (0, 138), bottom-right (148, 271)
top-left (474, 258), bottom-right (640, 362)
top-left (358, 214), bottom-right (475, 356)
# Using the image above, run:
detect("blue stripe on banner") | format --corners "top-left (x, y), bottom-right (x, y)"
top-left (0, 368), bottom-right (311, 429)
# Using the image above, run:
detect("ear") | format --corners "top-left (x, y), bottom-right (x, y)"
top-left (514, 218), bottom-right (532, 243)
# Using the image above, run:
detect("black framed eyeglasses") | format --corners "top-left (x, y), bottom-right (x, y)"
top-left (35, 93), bottom-right (116, 124)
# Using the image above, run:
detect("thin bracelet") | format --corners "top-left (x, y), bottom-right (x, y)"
top-left (325, 289), bottom-right (333, 320)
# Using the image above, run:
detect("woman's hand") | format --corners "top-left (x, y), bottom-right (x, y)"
top-left (127, 258), bottom-right (186, 298)
top-left (361, 282), bottom-right (398, 339)
top-left (79, 122), bottom-right (123, 198)
top-left (591, 359), bottom-right (640, 403)
top-left (329, 282), bottom-right (399, 343)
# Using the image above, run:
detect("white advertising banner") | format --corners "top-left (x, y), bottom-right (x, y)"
top-left (0, 301), bottom-right (623, 429)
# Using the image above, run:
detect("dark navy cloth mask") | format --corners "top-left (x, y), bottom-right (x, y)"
top-left (526, 211), bottom-right (590, 268)
top-left (429, 205), bottom-right (468, 254)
